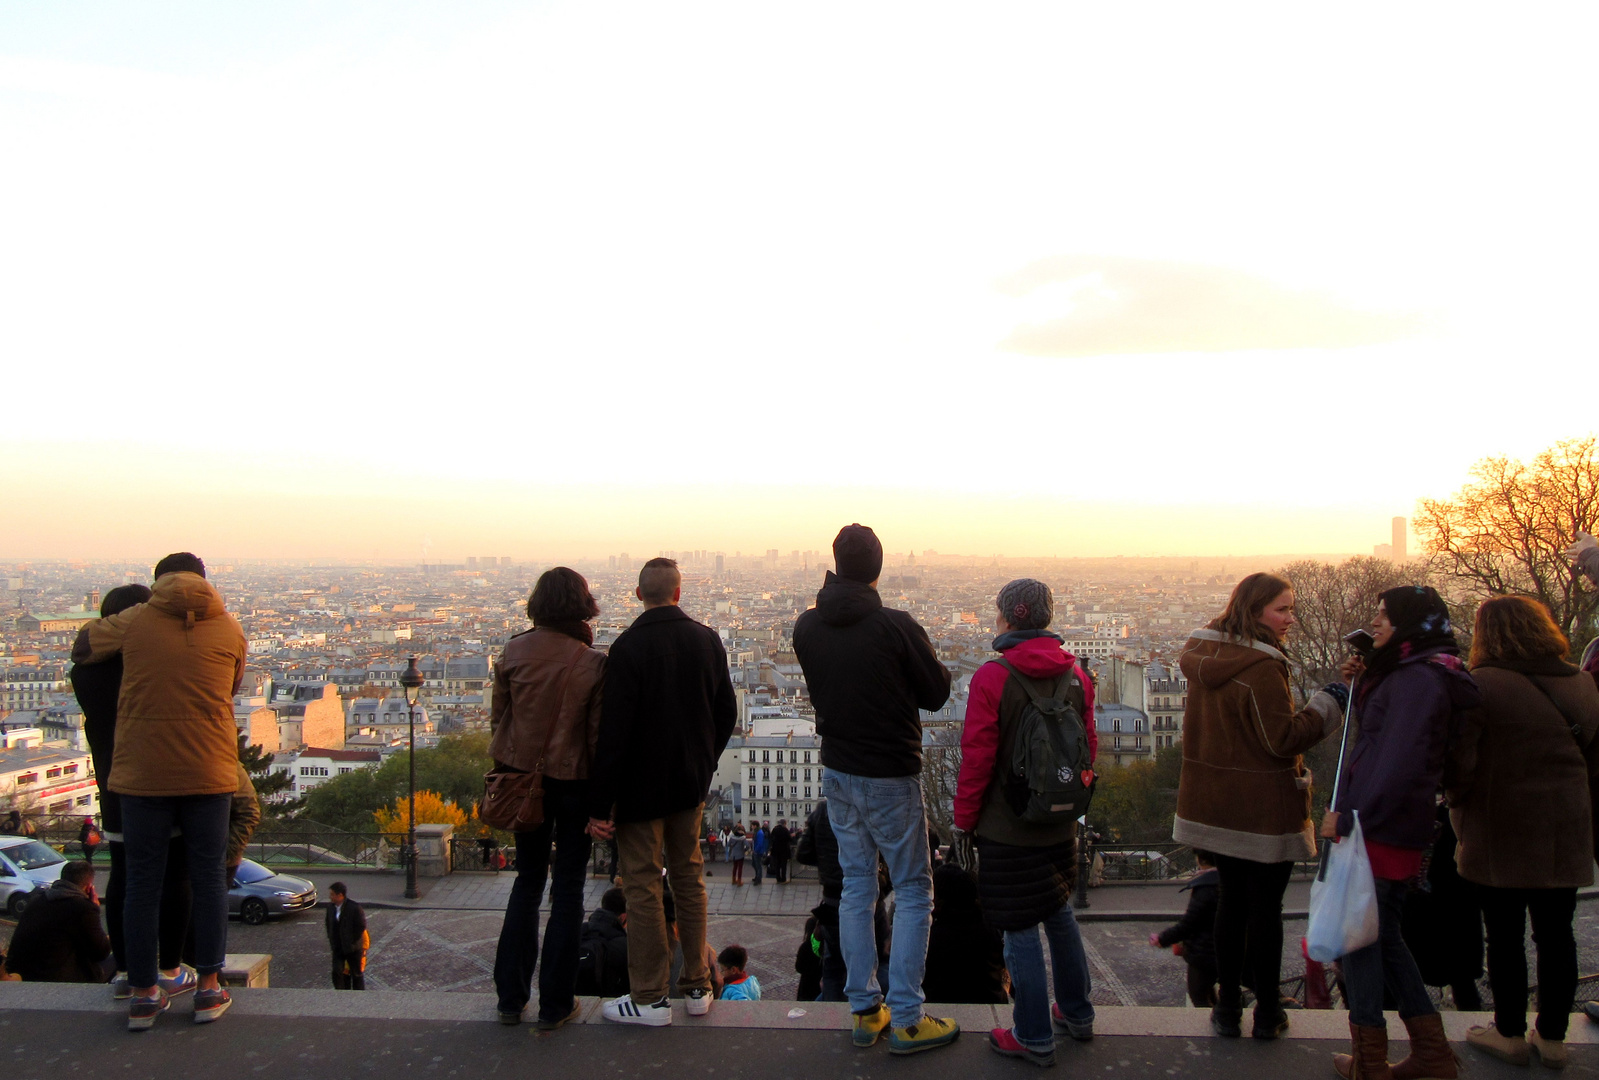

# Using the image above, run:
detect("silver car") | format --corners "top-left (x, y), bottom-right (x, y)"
top-left (0, 836), bottom-right (67, 915)
top-left (228, 859), bottom-right (317, 925)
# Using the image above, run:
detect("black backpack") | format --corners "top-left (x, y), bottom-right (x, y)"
top-left (996, 659), bottom-right (1095, 824)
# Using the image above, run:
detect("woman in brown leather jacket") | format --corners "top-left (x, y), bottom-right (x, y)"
top-left (490, 567), bottom-right (606, 1029)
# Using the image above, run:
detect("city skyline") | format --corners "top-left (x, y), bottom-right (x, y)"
top-left (4, 4), bottom-right (1594, 561)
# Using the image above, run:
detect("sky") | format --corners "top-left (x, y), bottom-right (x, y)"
top-left (3, 3), bottom-right (1595, 563)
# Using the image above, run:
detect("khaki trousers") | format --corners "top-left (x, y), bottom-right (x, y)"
top-left (616, 803), bottom-right (710, 1003)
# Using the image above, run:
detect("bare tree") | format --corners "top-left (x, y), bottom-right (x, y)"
top-left (1281, 557), bottom-right (1423, 701)
top-left (920, 728), bottom-right (961, 840)
top-left (1415, 436), bottom-right (1599, 658)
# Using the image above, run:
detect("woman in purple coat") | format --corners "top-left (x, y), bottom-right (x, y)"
top-left (1321, 586), bottom-right (1481, 1080)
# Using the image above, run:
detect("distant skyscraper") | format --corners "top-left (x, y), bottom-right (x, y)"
top-left (466, 557), bottom-right (477, 569)
top-left (1392, 517), bottom-right (1407, 562)
top-left (715, 553), bottom-right (725, 574)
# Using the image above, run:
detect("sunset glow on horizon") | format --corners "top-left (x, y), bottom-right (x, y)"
top-left (3, 3), bottom-right (1594, 563)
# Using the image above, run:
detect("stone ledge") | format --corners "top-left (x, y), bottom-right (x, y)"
top-left (4, 983), bottom-right (1596, 1044)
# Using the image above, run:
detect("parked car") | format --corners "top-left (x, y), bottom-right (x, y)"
top-left (228, 859), bottom-right (317, 925)
top-left (0, 836), bottom-right (68, 915)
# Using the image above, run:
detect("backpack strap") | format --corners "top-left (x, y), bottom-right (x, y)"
top-left (994, 658), bottom-right (1086, 773)
top-left (996, 658), bottom-right (1081, 714)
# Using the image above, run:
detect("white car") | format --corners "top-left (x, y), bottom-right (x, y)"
top-left (0, 836), bottom-right (68, 915)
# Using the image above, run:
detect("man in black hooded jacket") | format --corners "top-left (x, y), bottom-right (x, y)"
top-left (793, 524), bottom-right (954, 1052)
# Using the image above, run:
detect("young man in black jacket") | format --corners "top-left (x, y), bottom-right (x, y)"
top-left (589, 558), bottom-right (736, 1026)
top-left (5, 861), bottom-right (113, 983)
top-left (325, 883), bottom-right (368, 990)
top-left (793, 524), bottom-right (955, 1054)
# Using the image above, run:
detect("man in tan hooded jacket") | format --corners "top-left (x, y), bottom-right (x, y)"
top-left (73, 552), bottom-right (246, 1030)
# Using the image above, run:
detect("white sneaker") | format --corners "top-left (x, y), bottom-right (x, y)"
top-left (685, 988), bottom-right (711, 1017)
top-left (601, 994), bottom-right (672, 1027)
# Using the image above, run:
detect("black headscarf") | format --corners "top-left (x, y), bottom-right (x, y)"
top-left (1359, 585), bottom-right (1458, 700)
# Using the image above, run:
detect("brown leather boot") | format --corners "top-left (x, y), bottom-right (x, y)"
top-left (1334, 1021), bottom-right (1393, 1080)
top-left (1391, 1013), bottom-right (1460, 1079)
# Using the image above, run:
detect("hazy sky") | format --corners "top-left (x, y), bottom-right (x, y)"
top-left (4, 3), bottom-right (1594, 562)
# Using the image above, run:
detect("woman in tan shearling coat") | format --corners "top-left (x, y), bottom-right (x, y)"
top-left (1447, 595), bottom-right (1599, 1069)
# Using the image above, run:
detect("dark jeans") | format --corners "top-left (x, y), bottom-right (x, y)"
top-left (1344, 877), bottom-right (1435, 1027)
top-left (120, 793), bottom-right (230, 987)
top-left (1479, 884), bottom-right (1577, 1040)
top-left (106, 837), bottom-right (191, 972)
top-left (753, 850), bottom-right (765, 884)
top-left (492, 778), bottom-right (592, 1019)
top-left (773, 857), bottom-right (789, 883)
top-left (1212, 854), bottom-right (1293, 1013)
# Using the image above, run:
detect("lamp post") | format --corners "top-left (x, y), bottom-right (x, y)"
top-left (400, 655), bottom-right (424, 900)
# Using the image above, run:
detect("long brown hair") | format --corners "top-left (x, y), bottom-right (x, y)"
top-left (1208, 572), bottom-right (1293, 646)
top-left (1468, 595), bottom-right (1569, 668)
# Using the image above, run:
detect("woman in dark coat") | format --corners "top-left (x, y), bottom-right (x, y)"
top-left (1322, 586), bottom-right (1480, 1080)
top-left (1447, 595), bottom-right (1599, 1070)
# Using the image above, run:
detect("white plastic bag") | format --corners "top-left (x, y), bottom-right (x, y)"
top-left (1306, 810), bottom-right (1379, 963)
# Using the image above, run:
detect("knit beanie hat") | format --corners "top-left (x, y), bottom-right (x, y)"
top-left (997, 578), bottom-right (1053, 631)
top-left (832, 524), bottom-right (883, 584)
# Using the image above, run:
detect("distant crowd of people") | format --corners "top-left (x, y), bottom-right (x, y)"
top-left (6, 527), bottom-right (1599, 1075)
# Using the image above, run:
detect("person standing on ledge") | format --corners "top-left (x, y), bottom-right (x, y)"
top-left (1172, 572), bottom-right (1344, 1041)
top-left (325, 882), bottom-right (369, 990)
top-left (588, 558), bottom-right (736, 1027)
top-left (74, 552), bottom-right (246, 1031)
top-left (793, 524), bottom-right (957, 1055)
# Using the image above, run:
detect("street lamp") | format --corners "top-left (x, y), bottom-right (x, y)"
top-left (400, 655), bottom-right (425, 900)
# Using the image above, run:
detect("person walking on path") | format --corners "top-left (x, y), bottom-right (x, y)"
top-left (73, 552), bottom-right (245, 1031)
top-left (1172, 572), bottom-right (1344, 1040)
top-left (78, 818), bottom-right (102, 863)
top-left (1447, 595), bottom-right (1599, 1071)
top-left (751, 821), bottom-right (767, 885)
top-left (488, 567), bottom-right (607, 1028)
top-left (1322, 586), bottom-right (1480, 1080)
top-left (769, 819), bottom-right (792, 884)
top-left (794, 523), bottom-right (957, 1055)
top-left (954, 578), bottom-right (1096, 1066)
top-left (588, 558), bottom-right (736, 1027)
top-left (325, 882), bottom-right (369, 990)
top-left (726, 826), bottom-right (749, 886)
top-left (70, 582), bottom-right (196, 1004)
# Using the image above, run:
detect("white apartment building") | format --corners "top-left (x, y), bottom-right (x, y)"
top-left (270, 746), bottom-right (382, 800)
top-left (0, 728), bottom-right (98, 819)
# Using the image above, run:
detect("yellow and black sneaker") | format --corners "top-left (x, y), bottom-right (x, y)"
top-left (852, 1003), bottom-right (890, 1048)
top-left (888, 1015), bottom-right (960, 1055)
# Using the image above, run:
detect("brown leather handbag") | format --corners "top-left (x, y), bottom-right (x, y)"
top-left (479, 640), bottom-right (584, 832)
top-left (481, 764), bottom-right (545, 832)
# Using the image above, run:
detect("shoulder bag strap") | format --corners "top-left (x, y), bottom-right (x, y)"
top-left (1523, 673), bottom-right (1588, 744)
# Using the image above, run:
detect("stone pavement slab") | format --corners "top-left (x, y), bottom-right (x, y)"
top-left (2, 986), bottom-right (1591, 1080)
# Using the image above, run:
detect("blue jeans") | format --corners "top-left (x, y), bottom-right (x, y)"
top-left (120, 793), bottom-right (230, 987)
top-left (753, 845), bottom-right (765, 884)
top-left (1343, 877), bottom-right (1435, 1027)
top-left (1003, 903), bottom-right (1095, 1050)
top-left (492, 778), bottom-right (592, 1020)
top-left (823, 770), bottom-right (932, 1029)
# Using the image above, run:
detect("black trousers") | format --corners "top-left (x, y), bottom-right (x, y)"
top-left (332, 952), bottom-right (366, 990)
top-left (1187, 959), bottom-right (1219, 1008)
top-left (1478, 885), bottom-right (1577, 1040)
top-left (1212, 854), bottom-right (1293, 1012)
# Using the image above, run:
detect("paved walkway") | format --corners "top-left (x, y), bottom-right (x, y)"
top-left (3, 985), bottom-right (1593, 1080)
top-left (296, 867), bottom-right (1329, 919)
